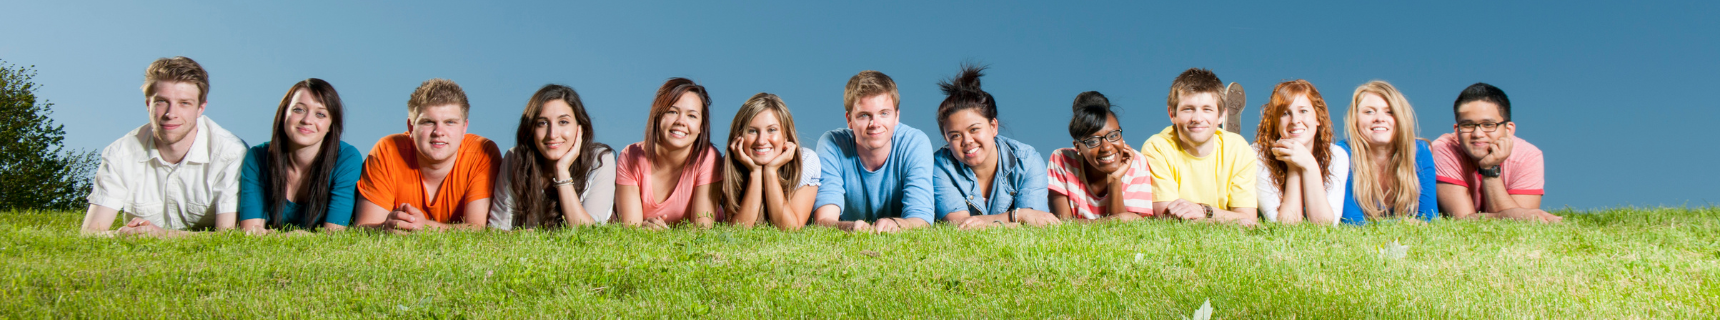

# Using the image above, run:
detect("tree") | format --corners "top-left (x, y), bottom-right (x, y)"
top-left (0, 60), bottom-right (98, 211)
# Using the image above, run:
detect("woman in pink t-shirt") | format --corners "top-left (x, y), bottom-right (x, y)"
top-left (614, 78), bottom-right (723, 229)
top-left (1047, 91), bottom-right (1154, 221)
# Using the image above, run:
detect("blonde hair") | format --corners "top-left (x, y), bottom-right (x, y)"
top-left (1345, 80), bottom-right (1422, 218)
top-left (843, 70), bottom-right (899, 113)
top-left (141, 56), bottom-right (210, 103)
top-left (406, 78), bottom-right (469, 119)
top-left (721, 93), bottom-right (804, 223)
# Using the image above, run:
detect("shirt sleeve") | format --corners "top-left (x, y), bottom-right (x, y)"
top-left (462, 139), bottom-right (503, 206)
top-left (212, 147), bottom-right (245, 214)
top-left (1227, 144), bottom-right (1260, 210)
top-left (236, 147), bottom-right (266, 221)
top-left (796, 148), bottom-right (821, 188)
top-left (1324, 145), bottom-right (1350, 226)
top-left (583, 151), bottom-right (618, 224)
top-left (1255, 156), bottom-right (1281, 222)
top-left (1142, 140), bottom-right (1181, 203)
top-left (1045, 150), bottom-right (1073, 197)
top-left (85, 149), bottom-right (130, 211)
top-left (356, 141), bottom-right (398, 210)
top-left (813, 132), bottom-right (847, 212)
top-left (1122, 150), bottom-right (1155, 215)
top-left (931, 150), bottom-right (966, 221)
top-left (1431, 137), bottom-right (1468, 186)
top-left (1506, 140), bottom-right (1545, 195)
top-left (693, 147), bottom-right (722, 186)
top-left (615, 145), bottom-right (641, 186)
top-left (487, 150), bottom-right (518, 230)
top-left (324, 144), bottom-right (364, 226)
top-left (1017, 147), bottom-right (1050, 213)
top-left (899, 131), bottom-right (937, 223)
top-left (1415, 140), bottom-right (1439, 221)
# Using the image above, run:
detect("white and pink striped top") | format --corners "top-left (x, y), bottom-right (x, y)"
top-left (1046, 148), bottom-right (1154, 220)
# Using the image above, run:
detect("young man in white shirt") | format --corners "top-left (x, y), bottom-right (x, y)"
top-left (80, 56), bottom-right (248, 237)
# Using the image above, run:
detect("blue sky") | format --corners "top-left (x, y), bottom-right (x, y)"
top-left (3, 1), bottom-right (1716, 210)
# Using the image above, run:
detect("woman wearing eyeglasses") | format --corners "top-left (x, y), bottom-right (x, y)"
top-left (1047, 91), bottom-right (1154, 221)
top-left (930, 65), bottom-right (1060, 230)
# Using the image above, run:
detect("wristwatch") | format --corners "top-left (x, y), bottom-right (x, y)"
top-left (1201, 204), bottom-right (1214, 219)
top-left (1478, 166), bottom-right (1502, 178)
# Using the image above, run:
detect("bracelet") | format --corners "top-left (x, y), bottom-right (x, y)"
top-left (551, 177), bottom-right (575, 187)
top-left (1008, 208), bottom-right (1018, 223)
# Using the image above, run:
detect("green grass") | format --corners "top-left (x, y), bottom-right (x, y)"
top-left (2, 208), bottom-right (1717, 318)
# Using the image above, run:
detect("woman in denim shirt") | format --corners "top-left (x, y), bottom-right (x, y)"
top-left (930, 65), bottom-right (1061, 230)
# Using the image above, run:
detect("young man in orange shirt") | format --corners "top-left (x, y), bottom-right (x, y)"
top-left (353, 78), bottom-right (502, 232)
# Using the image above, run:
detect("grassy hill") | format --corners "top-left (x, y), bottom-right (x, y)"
top-left (2, 208), bottom-right (1716, 318)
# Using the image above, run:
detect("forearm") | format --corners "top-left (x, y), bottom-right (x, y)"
top-left (1298, 169), bottom-right (1335, 225)
top-left (894, 217), bottom-right (931, 229)
top-left (1277, 173), bottom-right (1304, 224)
top-left (759, 171), bottom-right (796, 229)
top-left (1214, 207), bottom-right (1258, 224)
top-left (1105, 181), bottom-right (1129, 216)
top-left (735, 172), bottom-right (766, 227)
top-left (1479, 177), bottom-right (1521, 213)
top-left (555, 184), bottom-right (595, 226)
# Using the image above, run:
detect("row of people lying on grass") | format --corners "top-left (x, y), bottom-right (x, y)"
top-left (78, 57), bottom-right (1557, 237)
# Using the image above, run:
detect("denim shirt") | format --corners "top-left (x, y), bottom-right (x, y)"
top-left (932, 135), bottom-right (1049, 220)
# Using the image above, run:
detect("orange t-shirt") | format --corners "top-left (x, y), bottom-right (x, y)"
top-left (356, 133), bottom-right (501, 223)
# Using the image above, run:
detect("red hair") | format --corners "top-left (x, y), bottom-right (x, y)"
top-left (1254, 79), bottom-right (1335, 190)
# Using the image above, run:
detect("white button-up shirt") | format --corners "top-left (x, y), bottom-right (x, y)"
top-left (87, 115), bottom-right (247, 230)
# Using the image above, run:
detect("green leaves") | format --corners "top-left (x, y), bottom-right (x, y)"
top-left (0, 61), bottom-right (97, 210)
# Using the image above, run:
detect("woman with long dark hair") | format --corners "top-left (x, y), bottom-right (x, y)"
top-left (237, 78), bottom-right (363, 232)
top-left (489, 84), bottom-right (616, 229)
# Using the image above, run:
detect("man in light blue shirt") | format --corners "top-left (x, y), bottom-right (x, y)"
top-left (813, 70), bottom-right (936, 233)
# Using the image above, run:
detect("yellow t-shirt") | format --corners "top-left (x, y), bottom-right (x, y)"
top-left (1139, 126), bottom-right (1258, 210)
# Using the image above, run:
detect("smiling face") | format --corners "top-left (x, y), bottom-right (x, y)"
top-left (1075, 114), bottom-right (1129, 174)
top-left (408, 104), bottom-right (468, 163)
top-left (741, 109), bottom-right (787, 164)
top-left (146, 81), bottom-right (206, 146)
top-left (534, 99), bottom-right (580, 161)
top-left (846, 94), bottom-right (898, 153)
top-left (941, 109), bottom-right (998, 169)
top-left (1170, 91), bottom-right (1223, 148)
top-left (281, 88), bottom-right (332, 151)
top-left (656, 91), bottom-right (704, 152)
top-left (1454, 100), bottom-right (1512, 160)
top-left (1277, 94), bottom-right (1319, 146)
top-left (1354, 92), bottom-right (1397, 148)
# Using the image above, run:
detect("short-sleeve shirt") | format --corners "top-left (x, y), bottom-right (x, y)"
top-left (1255, 142), bottom-right (1349, 225)
top-left (86, 115), bottom-right (248, 230)
top-left (1046, 148), bottom-right (1153, 219)
top-left (615, 143), bottom-right (723, 224)
top-left (933, 136), bottom-right (1049, 220)
top-left (794, 147), bottom-right (822, 189)
top-left (356, 133), bottom-right (501, 224)
top-left (1140, 126), bottom-right (1259, 210)
top-left (813, 123), bottom-right (938, 223)
top-left (237, 141), bottom-right (364, 228)
top-left (1431, 133), bottom-right (1545, 211)
top-left (488, 147), bottom-right (618, 230)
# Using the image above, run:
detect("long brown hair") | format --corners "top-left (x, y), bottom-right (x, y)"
top-left (263, 78), bottom-right (343, 229)
top-left (643, 78), bottom-right (713, 165)
top-left (721, 93), bottom-right (804, 221)
top-left (1346, 81), bottom-right (1422, 218)
top-left (508, 84), bottom-right (612, 229)
top-left (1254, 79), bottom-right (1335, 191)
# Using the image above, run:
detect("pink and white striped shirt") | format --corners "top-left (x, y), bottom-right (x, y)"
top-left (1046, 148), bottom-right (1154, 219)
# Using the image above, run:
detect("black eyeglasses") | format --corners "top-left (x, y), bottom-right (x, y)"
top-left (1457, 121), bottom-right (1507, 133)
top-left (1075, 129), bottom-right (1123, 148)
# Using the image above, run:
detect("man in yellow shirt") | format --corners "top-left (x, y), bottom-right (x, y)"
top-left (1140, 68), bottom-right (1259, 225)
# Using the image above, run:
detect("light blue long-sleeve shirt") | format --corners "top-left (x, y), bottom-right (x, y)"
top-left (237, 141), bottom-right (364, 228)
top-left (1339, 139), bottom-right (1438, 225)
top-left (932, 135), bottom-right (1048, 220)
top-left (814, 123), bottom-right (936, 223)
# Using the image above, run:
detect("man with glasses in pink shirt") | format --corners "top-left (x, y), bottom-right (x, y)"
top-left (1432, 83), bottom-right (1561, 222)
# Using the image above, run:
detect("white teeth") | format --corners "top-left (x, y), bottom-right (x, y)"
top-left (964, 148), bottom-right (979, 155)
top-left (1099, 154), bottom-right (1116, 162)
top-left (754, 148), bottom-right (772, 153)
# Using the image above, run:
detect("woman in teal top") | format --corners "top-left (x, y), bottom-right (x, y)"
top-left (238, 78), bottom-right (363, 231)
top-left (930, 65), bottom-right (1060, 230)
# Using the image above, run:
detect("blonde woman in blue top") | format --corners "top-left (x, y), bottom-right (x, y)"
top-left (930, 65), bottom-right (1059, 230)
top-left (237, 78), bottom-right (364, 232)
top-left (1339, 81), bottom-right (1437, 224)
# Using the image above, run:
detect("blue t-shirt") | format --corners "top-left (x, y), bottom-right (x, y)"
top-left (932, 135), bottom-right (1048, 220)
top-left (237, 141), bottom-right (364, 228)
top-left (1339, 139), bottom-right (1437, 225)
top-left (814, 123), bottom-right (936, 223)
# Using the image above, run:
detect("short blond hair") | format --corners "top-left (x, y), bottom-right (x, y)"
top-left (407, 78), bottom-right (469, 119)
top-left (141, 56), bottom-right (210, 103)
top-left (843, 70), bottom-right (899, 113)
